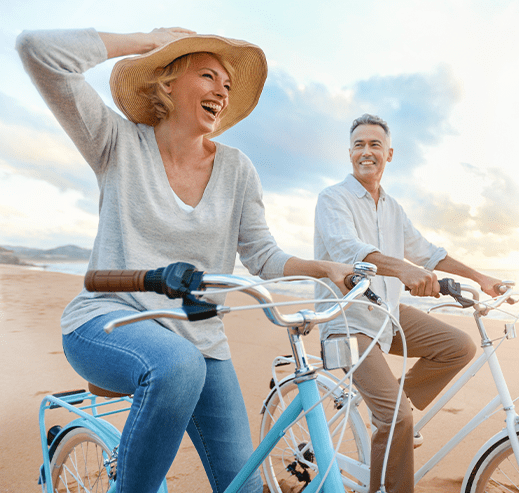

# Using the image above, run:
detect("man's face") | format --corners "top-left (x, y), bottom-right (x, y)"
top-left (349, 124), bottom-right (393, 186)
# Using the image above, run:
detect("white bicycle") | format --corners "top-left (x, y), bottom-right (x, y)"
top-left (260, 278), bottom-right (519, 493)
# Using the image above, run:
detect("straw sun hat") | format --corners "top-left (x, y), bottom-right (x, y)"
top-left (110, 32), bottom-right (267, 138)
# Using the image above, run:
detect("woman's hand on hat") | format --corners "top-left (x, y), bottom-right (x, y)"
top-left (99, 28), bottom-right (197, 59)
top-left (148, 27), bottom-right (197, 49)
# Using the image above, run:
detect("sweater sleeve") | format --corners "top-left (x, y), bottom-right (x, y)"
top-left (237, 164), bottom-right (291, 279)
top-left (16, 28), bottom-right (120, 174)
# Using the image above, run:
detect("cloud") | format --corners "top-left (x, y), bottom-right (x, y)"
top-left (404, 191), bottom-right (474, 236)
top-left (398, 166), bottom-right (519, 261)
top-left (0, 61), bottom-right (472, 256)
top-left (0, 91), bottom-right (58, 131)
top-left (474, 168), bottom-right (519, 235)
top-left (263, 189), bottom-right (317, 259)
top-left (4, 63), bottom-right (461, 203)
top-left (354, 65), bottom-right (462, 177)
top-left (218, 65), bottom-right (462, 193)
top-left (0, 91), bottom-right (99, 214)
top-left (0, 170), bottom-right (98, 248)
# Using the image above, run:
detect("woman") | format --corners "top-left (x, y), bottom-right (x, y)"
top-left (17, 27), bottom-right (353, 493)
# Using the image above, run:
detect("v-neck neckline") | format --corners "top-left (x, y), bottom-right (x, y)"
top-left (149, 128), bottom-right (221, 214)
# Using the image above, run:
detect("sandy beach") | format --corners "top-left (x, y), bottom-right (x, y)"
top-left (1, 264), bottom-right (518, 492)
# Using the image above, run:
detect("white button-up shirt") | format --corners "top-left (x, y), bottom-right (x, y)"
top-left (314, 174), bottom-right (447, 352)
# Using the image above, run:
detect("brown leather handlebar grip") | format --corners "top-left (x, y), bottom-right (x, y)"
top-left (85, 270), bottom-right (149, 292)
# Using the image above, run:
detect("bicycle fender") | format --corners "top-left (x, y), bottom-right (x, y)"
top-left (52, 417), bottom-right (121, 450)
top-left (461, 424), bottom-right (519, 491)
top-left (40, 417), bottom-right (122, 488)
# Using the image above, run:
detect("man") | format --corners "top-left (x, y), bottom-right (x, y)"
top-left (314, 114), bottom-right (502, 493)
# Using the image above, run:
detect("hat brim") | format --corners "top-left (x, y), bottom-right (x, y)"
top-left (110, 34), bottom-right (267, 139)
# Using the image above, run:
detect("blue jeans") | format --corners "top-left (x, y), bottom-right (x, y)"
top-left (62, 310), bottom-right (263, 493)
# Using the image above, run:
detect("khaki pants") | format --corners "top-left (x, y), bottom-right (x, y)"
top-left (345, 304), bottom-right (476, 493)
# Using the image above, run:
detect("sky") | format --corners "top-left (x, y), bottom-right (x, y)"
top-left (1, 0), bottom-right (519, 272)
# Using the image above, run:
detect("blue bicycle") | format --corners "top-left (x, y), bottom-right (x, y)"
top-left (38, 261), bottom-right (379, 493)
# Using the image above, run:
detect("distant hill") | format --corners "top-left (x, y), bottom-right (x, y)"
top-left (0, 246), bottom-right (29, 265)
top-left (1, 245), bottom-right (92, 263)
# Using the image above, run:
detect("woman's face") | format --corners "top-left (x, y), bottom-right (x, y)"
top-left (164, 52), bottom-right (231, 135)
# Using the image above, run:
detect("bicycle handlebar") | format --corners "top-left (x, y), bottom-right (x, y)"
top-left (430, 278), bottom-right (517, 314)
top-left (85, 261), bottom-right (380, 334)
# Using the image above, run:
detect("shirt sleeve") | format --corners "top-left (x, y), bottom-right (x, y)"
top-left (16, 28), bottom-right (119, 174)
top-left (237, 165), bottom-right (291, 279)
top-left (315, 189), bottom-right (380, 264)
top-left (401, 206), bottom-right (448, 270)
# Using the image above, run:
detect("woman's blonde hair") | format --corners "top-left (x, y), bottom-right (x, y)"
top-left (140, 52), bottom-right (235, 123)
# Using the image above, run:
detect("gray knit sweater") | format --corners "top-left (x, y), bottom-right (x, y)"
top-left (16, 28), bottom-right (290, 359)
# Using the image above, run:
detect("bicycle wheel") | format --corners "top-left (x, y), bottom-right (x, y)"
top-left (464, 433), bottom-right (519, 492)
top-left (261, 376), bottom-right (370, 493)
top-left (50, 427), bottom-right (114, 493)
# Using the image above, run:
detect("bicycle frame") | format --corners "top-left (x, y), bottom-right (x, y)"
top-left (227, 378), bottom-right (343, 492)
top-left (414, 310), bottom-right (519, 485)
top-left (225, 327), bottom-right (345, 493)
top-left (266, 355), bottom-right (371, 492)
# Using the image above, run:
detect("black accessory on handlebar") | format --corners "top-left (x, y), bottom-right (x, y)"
top-left (346, 274), bottom-right (382, 305)
top-left (143, 262), bottom-right (218, 321)
top-left (143, 262), bottom-right (201, 299)
top-left (438, 278), bottom-right (475, 308)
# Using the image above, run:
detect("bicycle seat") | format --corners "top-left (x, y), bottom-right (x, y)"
top-left (88, 382), bottom-right (132, 398)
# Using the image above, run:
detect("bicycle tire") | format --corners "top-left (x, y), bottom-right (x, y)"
top-left (464, 432), bottom-right (519, 493)
top-left (260, 376), bottom-right (370, 492)
top-left (50, 427), bottom-right (114, 493)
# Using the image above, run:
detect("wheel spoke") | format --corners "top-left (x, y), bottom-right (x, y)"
top-left (50, 428), bottom-right (112, 493)
top-left (260, 378), bottom-right (370, 492)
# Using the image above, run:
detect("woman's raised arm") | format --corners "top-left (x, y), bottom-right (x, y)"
top-left (99, 28), bottom-right (196, 59)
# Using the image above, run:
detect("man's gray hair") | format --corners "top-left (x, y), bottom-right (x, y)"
top-left (350, 114), bottom-right (391, 140)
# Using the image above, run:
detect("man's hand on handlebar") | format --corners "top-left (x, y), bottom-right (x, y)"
top-left (476, 273), bottom-right (506, 297)
top-left (400, 264), bottom-right (440, 298)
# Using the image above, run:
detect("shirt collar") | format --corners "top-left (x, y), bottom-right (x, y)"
top-left (345, 174), bottom-right (386, 200)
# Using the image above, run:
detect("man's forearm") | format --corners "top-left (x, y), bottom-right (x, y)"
top-left (363, 252), bottom-right (412, 278)
top-left (363, 252), bottom-right (439, 296)
top-left (434, 256), bottom-right (485, 284)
